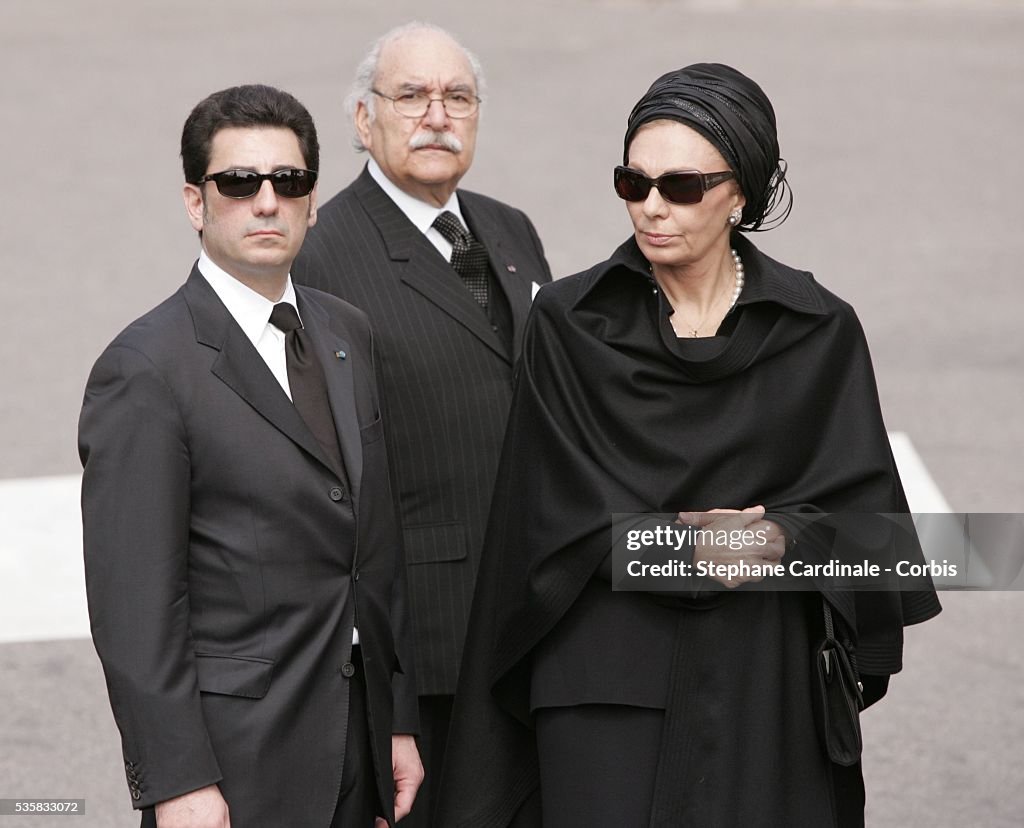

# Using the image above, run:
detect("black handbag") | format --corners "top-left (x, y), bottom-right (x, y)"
top-left (812, 598), bottom-right (865, 766)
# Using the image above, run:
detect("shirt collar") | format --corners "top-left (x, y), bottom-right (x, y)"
top-left (593, 234), bottom-right (829, 316)
top-left (367, 158), bottom-right (464, 233)
top-left (197, 249), bottom-right (300, 347)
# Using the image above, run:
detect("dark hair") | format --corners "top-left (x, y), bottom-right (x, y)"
top-left (181, 84), bottom-right (319, 183)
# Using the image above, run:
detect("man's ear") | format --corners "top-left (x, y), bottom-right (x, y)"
top-left (307, 184), bottom-right (318, 228)
top-left (354, 101), bottom-right (373, 151)
top-left (183, 183), bottom-right (205, 232)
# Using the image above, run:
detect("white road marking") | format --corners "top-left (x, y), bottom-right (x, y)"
top-left (888, 431), bottom-right (952, 514)
top-left (0, 474), bottom-right (89, 643)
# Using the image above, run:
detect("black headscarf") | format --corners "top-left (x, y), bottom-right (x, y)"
top-left (623, 63), bottom-right (792, 231)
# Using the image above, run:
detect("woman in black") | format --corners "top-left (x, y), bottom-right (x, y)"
top-left (437, 63), bottom-right (940, 828)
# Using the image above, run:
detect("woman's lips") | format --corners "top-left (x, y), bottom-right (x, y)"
top-left (641, 231), bottom-right (673, 246)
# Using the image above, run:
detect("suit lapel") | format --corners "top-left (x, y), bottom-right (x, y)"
top-left (297, 292), bottom-right (362, 507)
top-left (352, 169), bottom-right (511, 364)
top-left (461, 196), bottom-right (533, 360)
top-left (183, 268), bottom-right (340, 480)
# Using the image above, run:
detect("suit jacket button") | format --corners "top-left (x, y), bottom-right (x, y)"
top-left (131, 790), bottom-right (141, 801)
top-left (329, 486), bottom-right (345, 502)
top-left (353, 569), bottom-right (360, 581)
top-left (341, 662), bottom-right (356, 678)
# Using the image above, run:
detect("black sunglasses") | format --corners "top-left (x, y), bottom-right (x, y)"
top-left (199, 168), bottom-right (318, 199)
top-left (613, 165), bottom-right (735, 205)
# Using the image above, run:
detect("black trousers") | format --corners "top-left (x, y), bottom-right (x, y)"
top-left (397, 693), bottom-right (453, 828)
top-left (534, 704), bottom-right (663, 828)
top-left (331, 647), bottom-right (382, 827)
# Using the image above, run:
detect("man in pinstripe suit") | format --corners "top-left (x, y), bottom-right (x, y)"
top-left (293, 22), bottom-right (552, 826)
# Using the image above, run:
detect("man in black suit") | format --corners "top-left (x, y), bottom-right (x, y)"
top-left (293, 23), bottom-right (552, 826)
top-left (80, 84), bottom-right (421, 828)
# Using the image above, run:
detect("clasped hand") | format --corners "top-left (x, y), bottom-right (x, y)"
top-left (677, 506), bottom-right (787, 588)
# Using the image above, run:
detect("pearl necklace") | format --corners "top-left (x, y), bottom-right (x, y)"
top-left (726, 247), bottom-right (745, 311)
top-left (671, 248), bottom-right (745, 338)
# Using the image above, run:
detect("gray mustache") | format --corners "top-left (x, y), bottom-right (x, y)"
top-left (409, 131), bottom-right (463, 152)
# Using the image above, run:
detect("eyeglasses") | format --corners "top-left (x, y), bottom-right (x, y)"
top-left (199, 168), bottom-right (318, 199)
top-left (371, 89), bottom-right (480, 119)
top-left (613, 166), bottom-right (735, 205)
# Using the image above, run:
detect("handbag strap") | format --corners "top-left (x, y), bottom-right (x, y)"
top-left (822, 596), bottom-right (864, 695)
top-left (822, 595), bottom-right (836, 642)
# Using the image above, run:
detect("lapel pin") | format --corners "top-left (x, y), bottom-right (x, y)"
top-left (335, 350), bottom-right (347, 360)
top-left (506, 264), bottom-right (517, 273)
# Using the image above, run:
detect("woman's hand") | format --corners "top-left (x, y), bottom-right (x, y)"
top-left (677, 506), bottom-right (787, 588)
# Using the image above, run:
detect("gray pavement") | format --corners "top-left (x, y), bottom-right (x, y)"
top-left (1, 1), bottom-right (1022, 825)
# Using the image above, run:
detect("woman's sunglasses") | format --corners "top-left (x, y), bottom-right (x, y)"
top-left (199, 168), bottom-right (318, 199)
top-left (613, 165), bottom-right (734, 205)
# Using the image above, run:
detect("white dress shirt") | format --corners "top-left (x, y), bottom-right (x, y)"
top-left (197, 249), bottom-right (299, 400)
top-left (197, 251), bottom-right (359, 644)
top-left (367, 158), bottom-right (468, 259)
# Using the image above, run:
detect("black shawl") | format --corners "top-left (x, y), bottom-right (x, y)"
top-left (436, 235), bottom-right (940, 827)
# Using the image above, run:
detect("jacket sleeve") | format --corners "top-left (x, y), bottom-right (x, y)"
top-left (370, 329), bottom-right (420, 736)
top-left (518, 207), bottom-right (554, 284)
top-left (79, 343), bottom-right (222, 808)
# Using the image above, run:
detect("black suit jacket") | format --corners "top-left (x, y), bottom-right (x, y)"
top-left (293, 167), bottom-right (552, 695)
top-left (80, 267), bottom-right (417, 827)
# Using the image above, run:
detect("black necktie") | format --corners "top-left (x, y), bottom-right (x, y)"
top-left (432, 210), bottom-right (490, 310)
top-left (269, 302), bottom-right (345, 477)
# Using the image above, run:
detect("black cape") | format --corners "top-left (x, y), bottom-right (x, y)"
top-left (436, 235), bottom-right (940, 828)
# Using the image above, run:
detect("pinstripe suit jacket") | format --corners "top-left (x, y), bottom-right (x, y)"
top-left (293, 166), bottom-right (552, 695)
